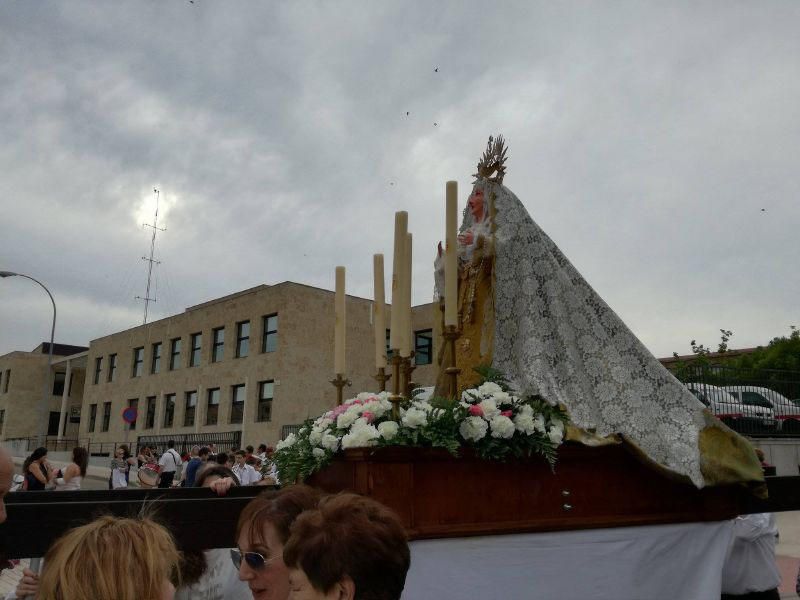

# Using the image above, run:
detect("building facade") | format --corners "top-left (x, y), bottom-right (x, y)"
top-left (78, 281), bottom-right (437, 449)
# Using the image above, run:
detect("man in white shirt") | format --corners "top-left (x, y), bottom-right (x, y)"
top-left (231, 450), bottom-right (261, 486)
top-left (721, 513), bottom-right (781, 599)
top-left (158, 440), bottom-right (183, 488)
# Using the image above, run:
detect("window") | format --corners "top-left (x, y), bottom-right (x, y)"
top-left (169, 338), bottom-right (181, 370)
top-left (257, 380), bottom-right (274, 422)
top-left (189, 333), bottom-right (202, 367)
top-left (236, 321), bottom-right (250, 358)
top-left (262, 314), bottom-right (278, 353)
top-left (145, 396), bottom-right (157, 429)
top-left (385, 329), bottom-right (394, 361)
top-left (163, 393), bottom-right (175, 428)
top-left (230, 384), bottom-right (245, 424)
top-left (2, 369), bottom-right (9, 393)
top-left (102, 402), bottom-right (111, 432)
top-left (0, 371), bottom-right (3, 392)
top-left (184, 391), bottom-right (197, 427)
top-left (414, 329), bottom-right (433, 366)
top-left (151, 342), bottom-right (162, 374)
top-left (741, 392), bottom-right (774, 409)
top-left (52, 372), bottom-right (66, 396)
top-left (206, 388), bottom-right (220, 425)
top-left (93, 357), bottom-right (103, 384)
top-left (108, 354), bottom-right (117, 382)
top-left (212, 328), bottom-right (225, 363)
top-left (128, 398), bottom-right (138, 430)
top-left (88, 404), bottom-right (97, 433)
top-left (132, 347), bottom-right (144, 377)
top-left (0, 409), bottom-right (4, 435)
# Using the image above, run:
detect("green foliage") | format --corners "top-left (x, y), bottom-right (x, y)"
top-left (472, 364), bottom-right (513, 391)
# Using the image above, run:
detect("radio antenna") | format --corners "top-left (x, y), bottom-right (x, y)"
top-left (135, 188), bottom-right (166, 324)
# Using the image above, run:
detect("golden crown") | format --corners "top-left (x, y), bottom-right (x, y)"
top-left (473, 135), bottom-right (508, 184)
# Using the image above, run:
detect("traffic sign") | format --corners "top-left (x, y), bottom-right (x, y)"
top-left (122, 407), bottom-right (138, 424)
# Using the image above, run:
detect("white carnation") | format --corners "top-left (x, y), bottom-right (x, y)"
top-left (459, 416), bottom-right (488, 442)
top-left (378, 421), bottom-right (399, 440)
top-left (312, 448), bottom-right (325, 458)
top-left (309, 430), bottom-right (323, 445)
top-left (534, 414), bottom-right (546, 433)
top-left (336, 408), bottom-right (360, 429)
top-left (341, 421), bottom-right (380, 449)
top-left (513, 412), bottom-right (536, 435)
top-left (361, 400), bottom-right (388, 419)
top-left (490, 415), bottom-right (515, 439)
top-left (478, 381), bottom-right (503, 396)
top-left (321, 433), bottom-right (340, 452)
top-left (275, 433), bottom-right (296, 450)
top-left (478, 399), bottom-right (500, 420)
top-left (492, 391), bottom-right (511, 404)
top-left (548, 427), bottom-right (564, 445)
top-left (402, 407), bottom-right (428, 429)
top-left (356, 392), bottom-right (375, 401)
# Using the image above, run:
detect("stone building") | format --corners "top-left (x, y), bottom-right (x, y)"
top-left (0, 343), bottom-right (88, 441)
top-left (77, 281), bottom-right (436, 449)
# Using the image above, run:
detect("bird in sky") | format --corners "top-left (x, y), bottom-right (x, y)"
top-left (406, 111), bottom-right (410, 116)
top-left (434, 67), bottom-right (439, 72)
top-left (434, 122), bottom-right (438, 126)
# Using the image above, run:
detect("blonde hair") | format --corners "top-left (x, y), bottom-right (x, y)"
top-left (38, 515), bottom-right (180, 600)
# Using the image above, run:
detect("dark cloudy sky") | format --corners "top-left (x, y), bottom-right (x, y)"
top-left (1, 2), bottom-right (798, 359)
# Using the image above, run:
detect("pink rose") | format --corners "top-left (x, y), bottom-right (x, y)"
top-left (362, 411), bottom-right (375, 423)
top-left (468, 405), bottom-right (484, 417)
top-left (501, 410), bottom-right (513, 418)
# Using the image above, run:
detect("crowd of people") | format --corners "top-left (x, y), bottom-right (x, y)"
top-left (5, 482), bottom-right (410, 600)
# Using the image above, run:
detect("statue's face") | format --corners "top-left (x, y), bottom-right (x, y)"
top-left (468, 187), bottom-right (485, 220)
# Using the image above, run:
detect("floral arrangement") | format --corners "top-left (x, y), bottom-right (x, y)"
top-left (274, 369), bottom-right (569, 484)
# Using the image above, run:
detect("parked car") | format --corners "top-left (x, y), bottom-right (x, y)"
top-left (685, 383), bottom-right (777, 433)
top-left (722, 386), bottom-right (800, 433)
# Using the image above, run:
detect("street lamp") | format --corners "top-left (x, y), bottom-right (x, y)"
top-left (0, 271), bottom-right (57, 446)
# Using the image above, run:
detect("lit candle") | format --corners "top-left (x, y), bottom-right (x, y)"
top-left (334, 266), bottom-right (346, 375)
top-left (373, 254), bottom-right (386, 369)
top-left (445, 181), bottom-right (458, 326)
top-left (400, 232), bottom-right (413, 357)
top-left (389, 211), bottom-right (408, 351)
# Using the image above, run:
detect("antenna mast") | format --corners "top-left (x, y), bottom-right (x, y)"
top-left (135, 188), bottom-right (166, 324)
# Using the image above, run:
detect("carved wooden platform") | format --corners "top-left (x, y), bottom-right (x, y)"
top-left (306, 442), bottom-right (762, 540)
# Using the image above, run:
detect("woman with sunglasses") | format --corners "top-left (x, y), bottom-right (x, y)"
top-left (233, 485), bottom-right (320, 600)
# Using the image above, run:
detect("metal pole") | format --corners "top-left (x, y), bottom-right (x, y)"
top-left (0, 271), bottom-right (56, 447)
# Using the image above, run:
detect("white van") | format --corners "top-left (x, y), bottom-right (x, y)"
top-left (722, 386), bottom-right (800, 433)
top-left (685, 382), bottom-right (777, 432)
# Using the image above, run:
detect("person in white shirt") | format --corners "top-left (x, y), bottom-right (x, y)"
top-left (158, 440), bottom-right (183, 488)
top-left (721, 513), bottom-right (781, 599)
top-left (231, 450), bottom-right (261, 486)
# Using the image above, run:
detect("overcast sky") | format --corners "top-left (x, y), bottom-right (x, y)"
top-left (1, 2), bottom-right (798, 360)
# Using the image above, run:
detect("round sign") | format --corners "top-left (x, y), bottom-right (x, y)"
top-left (122, 407), bottom-right (138, 424)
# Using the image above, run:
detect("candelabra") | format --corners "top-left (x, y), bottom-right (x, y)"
top-left (402, 351), bottom-right (417, 398)
top-left (330, 373), bottom-right (352, 406)
top-left (372, 367), bottom-right (391, 392)
top-left (389, 353), bottom-right (404, 420)
top-left (442, 325), bottom-right (462, 399)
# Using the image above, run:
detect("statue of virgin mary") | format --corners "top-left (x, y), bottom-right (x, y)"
top-left (435, 136), bottom-right (763, 489)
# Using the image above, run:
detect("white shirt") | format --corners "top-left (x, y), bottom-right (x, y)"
top-left (721, 513), bottom-right (781, 594)
top-left (231, 463), bottom-right (261, 486)
top-left (159, 448), bottom-right (182, 473)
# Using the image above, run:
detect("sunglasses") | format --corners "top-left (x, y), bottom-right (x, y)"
top-left (230, 548), bottom-right (276, 571)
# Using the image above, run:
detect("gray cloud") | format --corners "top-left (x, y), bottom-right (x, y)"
top-left (1, 1), bottom-right (798, 359)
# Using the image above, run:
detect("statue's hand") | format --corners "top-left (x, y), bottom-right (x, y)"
top-left (458, 230), bottom-right (474, 246)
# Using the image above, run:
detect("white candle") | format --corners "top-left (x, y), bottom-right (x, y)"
top-left (334, 266), bottom-right (346, 375)
top-left (400, 232), bottom-right (413, 357)
top-left (445, 181), bottom-right (458, 326)
top-left (389, 211), bottom-right (408, 351)
top-left (373, 254), bottom-right (386, 369)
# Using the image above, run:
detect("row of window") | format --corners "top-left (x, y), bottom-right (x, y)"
top-left (92, 314), bottom-right (278, 384)
top-left (86, 381), bottom-right (275, 433)
top-left (385, 330), bottom-right (433, 365)
top-left (0, 370), bottom-right (9, 394)
top-left (0, 409), bottom-right (4, 435)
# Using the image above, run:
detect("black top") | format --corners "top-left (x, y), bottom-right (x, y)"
top-left (24, 463), bottom-right (47, 491)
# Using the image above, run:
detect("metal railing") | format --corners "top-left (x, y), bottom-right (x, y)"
top-left (136, 431), bottom-right (242, 456)
top-left (674, 365), bottom-right (800, 437)
top-left (2, 436), bottom-right (80, 454)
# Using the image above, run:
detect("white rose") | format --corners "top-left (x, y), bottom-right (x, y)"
top-left (276, 433), bottom-right (296, 450)
top-left (478, 399), bottom-right (500, 421)
top-left (490, 415), bottom-right (515, 439)
top-left (478, 381), bottom-right (503, 396)
top-left (513, 412), bottom-right (536, 435)
top-left (321, 433), bottom-right (340, 452)
top-left (378, 421), bottom-right (399, 440)
top-left (312, 448), bottom-right (325, 459)
top-left (402, 407), bottom-right (428, 429)
top-left (459, 416), bottom-right (488, 442)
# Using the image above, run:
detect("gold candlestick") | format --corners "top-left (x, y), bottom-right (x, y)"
top-left (372, 367), bottom-right (391, 392)
top-left (402, 351), bottom-right (417, 398)
top-left (330, 373), bottom-right (351, 406)
top-left (389, 353), bottom-right (404, 420)
top-left (442, 325), bottom-right (462, 399)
